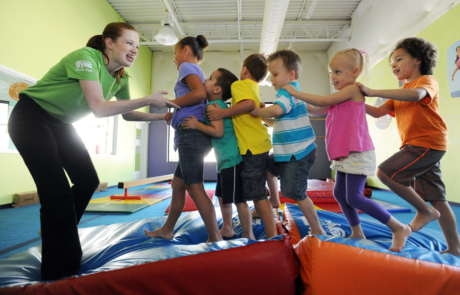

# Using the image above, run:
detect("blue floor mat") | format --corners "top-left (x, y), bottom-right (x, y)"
top-left (285, 203), bottom-right (460, 267)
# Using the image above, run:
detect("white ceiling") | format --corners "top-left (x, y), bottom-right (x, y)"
top-left (107, 0), bottom-right (362, 53)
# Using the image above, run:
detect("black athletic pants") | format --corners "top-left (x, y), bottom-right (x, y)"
top-left (8, 95), bottom-right (99, 281)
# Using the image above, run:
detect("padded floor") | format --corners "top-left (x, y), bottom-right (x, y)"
top-left (0, 205), bottom-right (276, 288)
top-left (284, 203), bottom-right (460, 266)
top-left (314, 199), bottom-right (411, 214)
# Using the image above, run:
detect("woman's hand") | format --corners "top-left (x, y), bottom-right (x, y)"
top-left (145, 91), bottom-right (180, 109)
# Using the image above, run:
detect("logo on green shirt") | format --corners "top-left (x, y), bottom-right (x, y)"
top-left (76, 60), bottom-right (93, 72)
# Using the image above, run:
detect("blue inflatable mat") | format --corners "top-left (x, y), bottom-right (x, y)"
top-left (285, 203), bottom-right (460, 267)
top-left (0, 207), bottom-right (279, 288)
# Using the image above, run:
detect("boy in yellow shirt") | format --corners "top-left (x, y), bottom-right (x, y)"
top-left (207, 54), bottom-right (277, 239)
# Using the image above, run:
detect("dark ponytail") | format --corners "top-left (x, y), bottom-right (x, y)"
top-left (87, 22), bottom-right (137, 83)
top-left (177, 35), bottom-right (209, 61)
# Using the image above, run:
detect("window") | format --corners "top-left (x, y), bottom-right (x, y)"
top-left (0, 102), bottom-right (117, 155)
top-left (73, 114), bottom-right (117, 156)
top-left (167, 102), bottom-right (274, 162)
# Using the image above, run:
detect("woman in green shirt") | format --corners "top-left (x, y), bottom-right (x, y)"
top-left (8, 22), bottom-right (177, 281)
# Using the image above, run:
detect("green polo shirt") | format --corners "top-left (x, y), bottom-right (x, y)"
top-left (21, 47), bottom-right (130, 123)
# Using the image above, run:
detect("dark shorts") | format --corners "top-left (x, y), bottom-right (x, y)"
top-left (241, 150), bottom-right (269, 202)
top-left (215, 162), bottom-right (244, 204)
top-left (174, 126), bottom-right (212, 185)
top-left (378, 145), bottom-right (446, 201)
top-left (267, 149), bottom-right (316, 201)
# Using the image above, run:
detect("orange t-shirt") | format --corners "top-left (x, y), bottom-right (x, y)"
top-left (384, 75), bottom-right (448, 151)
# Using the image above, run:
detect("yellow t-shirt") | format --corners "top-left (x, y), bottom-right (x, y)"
top-left (231, 79), bottom-right (272, 155)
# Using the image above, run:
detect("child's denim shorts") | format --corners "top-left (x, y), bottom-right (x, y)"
top-left (267, 149), bottom-right (316, 201)
top-left (174, 126), bottom-right (212, 185)
top-left (241, 150), bottom-right (269, 201)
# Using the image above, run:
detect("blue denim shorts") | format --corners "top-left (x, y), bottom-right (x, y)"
top-left (241, 150), bottom-right (269, 201)
top-left (174, 126), bottom-right (212, 185)
top-left (267, 149), bottom-right (316, 201)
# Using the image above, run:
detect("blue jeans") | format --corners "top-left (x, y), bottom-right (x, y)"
top-left (174, 126), bottom-right (212, 185)
top-left (267, 149), bottom-right (316, 201)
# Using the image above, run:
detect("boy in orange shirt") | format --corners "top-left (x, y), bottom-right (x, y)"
top-left (358, 37), bottom-right (460, 256)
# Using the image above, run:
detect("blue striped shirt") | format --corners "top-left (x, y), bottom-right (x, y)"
top-left (273, 82), bottom-right (316, 162)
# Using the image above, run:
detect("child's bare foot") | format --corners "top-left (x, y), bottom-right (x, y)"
top-left (409, 208), bottom-right (440, 232)
top-left (389, 224), bottom-right (412, 252)
top-left (440, 248), bottom-right (460, 256)
top-left (348, 233), bottom-right (366, 239)
top-left (144, 228), bottom-right (174, 239)
top-left (220, 227), bottom-right (235, 239)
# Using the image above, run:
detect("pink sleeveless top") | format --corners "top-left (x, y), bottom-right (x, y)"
top-left (326, 100), bottom-right (374, 160)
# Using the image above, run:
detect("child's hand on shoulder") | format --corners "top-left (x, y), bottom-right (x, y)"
top-left (206, 102), bottom-right (224, 121)
top-left (282, 84), bottom-right (297, 95)
top-left (250, 106), bottom-right (260, 117)
top-left (164, 112), bottom-right (173, 125)
top-left (182, 115), bottom-right (199, 129)
top-left (355, 82), bottom-right (375, 97)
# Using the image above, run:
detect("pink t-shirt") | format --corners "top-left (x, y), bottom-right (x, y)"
top-left (326, 100), bottom-right (375, 160)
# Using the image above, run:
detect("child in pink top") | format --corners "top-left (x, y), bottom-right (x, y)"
top-left (283, 48), bottom-right (411, 252)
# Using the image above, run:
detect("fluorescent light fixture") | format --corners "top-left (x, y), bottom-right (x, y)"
top-left (154, 25), bottom-right (178, 46)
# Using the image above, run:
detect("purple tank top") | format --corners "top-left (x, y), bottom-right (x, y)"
top-left (326, 100), bottom-right (374, 160)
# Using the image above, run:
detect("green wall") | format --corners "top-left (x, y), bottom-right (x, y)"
top-left (366, 4), bottom-right (460, 202)
top-left (0, 0), bottom-right (152, 205)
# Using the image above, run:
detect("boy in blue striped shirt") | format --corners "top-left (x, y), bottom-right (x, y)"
top-left (251, 49), bottom-right (326, 235)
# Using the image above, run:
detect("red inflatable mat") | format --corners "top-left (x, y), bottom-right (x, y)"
top-left (165, 189), bottom-right (215, 214)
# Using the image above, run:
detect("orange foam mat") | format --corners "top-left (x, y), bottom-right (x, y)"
top-left (293, 236), bottom-right (460, 295)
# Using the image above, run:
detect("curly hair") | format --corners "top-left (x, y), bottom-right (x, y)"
top-left (267, 49), bottom-right (302, 79)
top-left (390, 37), bottom-right (438, 75)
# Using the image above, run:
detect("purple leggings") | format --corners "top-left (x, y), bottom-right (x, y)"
top-left (334, 171), bottom-right (391, 226)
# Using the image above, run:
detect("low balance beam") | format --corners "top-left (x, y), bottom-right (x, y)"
top-left (110, 174), bottom-right (174, 200)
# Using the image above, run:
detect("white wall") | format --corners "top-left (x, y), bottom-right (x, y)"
top-left (327, 0), bottom-right (460, 69)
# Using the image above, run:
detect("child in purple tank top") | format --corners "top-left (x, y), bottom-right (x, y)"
top-left (145, 35), bottom-right (223, 243)
top-left (283, 48), bottom-right (411, 252)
